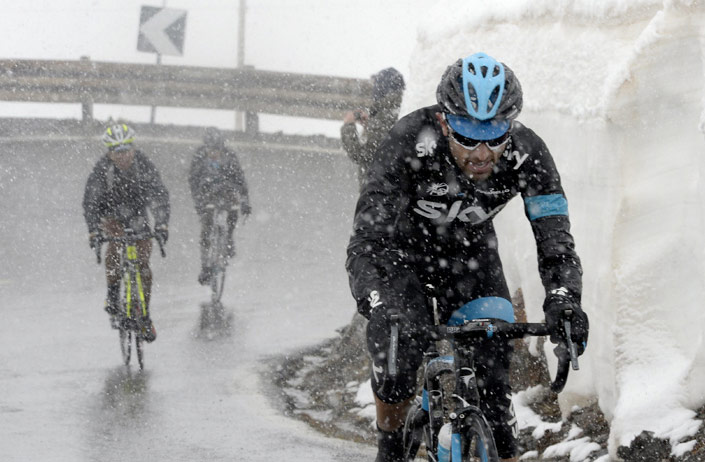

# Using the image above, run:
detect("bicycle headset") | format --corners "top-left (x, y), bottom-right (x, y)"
top-left (436, 52), bottom-right (523, 140)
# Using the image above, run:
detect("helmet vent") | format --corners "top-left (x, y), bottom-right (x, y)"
top-left (488, 87), bottom-right (500, 110)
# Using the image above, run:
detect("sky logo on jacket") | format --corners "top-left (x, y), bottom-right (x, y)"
top-left (415, 127), bottom-right (438, 158)
top-left (413, 199), bottom-right (505, 224)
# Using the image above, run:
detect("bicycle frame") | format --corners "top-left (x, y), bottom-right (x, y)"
top-left (399, 312), bottom-right (577, 462)
top-left (420, 332), bottom-right (502, 461)
top-left (97, 228), bottom-right (165, 369)
top-left (123, 242), bottom-right (148, 320)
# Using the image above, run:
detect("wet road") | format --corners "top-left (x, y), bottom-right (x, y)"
top-left (0, 133), bottom-right (375, 461)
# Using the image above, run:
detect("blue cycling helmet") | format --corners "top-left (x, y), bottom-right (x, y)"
top-left (437, 52), bottom-right (523, 140)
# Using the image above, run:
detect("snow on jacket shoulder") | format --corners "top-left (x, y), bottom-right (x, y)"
top-left (82, 150), bottom-right (170, 232)
top-left (188, 146), bottom-right (249, 213)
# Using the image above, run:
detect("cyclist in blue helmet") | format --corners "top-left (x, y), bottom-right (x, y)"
top-left (346, 53), bottom-right (588, 462)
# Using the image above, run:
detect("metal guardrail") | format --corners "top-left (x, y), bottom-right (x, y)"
top-left (0, 59), bottom-right (373, 121)
top-left (0, 118), bottom-right (344, 156)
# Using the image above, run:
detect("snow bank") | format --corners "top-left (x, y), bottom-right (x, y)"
top-left (408, 0), bottom-right (705, 457)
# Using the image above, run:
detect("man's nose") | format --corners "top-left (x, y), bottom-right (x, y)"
top-left (471, 143), bottom-right (493, 161)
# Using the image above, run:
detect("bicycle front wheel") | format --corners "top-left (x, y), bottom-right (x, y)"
top-left (135, 336), bottom-right (144, 370)
top-left (460, 410), bottom-right (499, 462)
top-left (210, 267), bottom-right (226, 304)
top-left (119, 328), bottom-right (131, 366)
top-left (402, 398), bottom-right (428, 461)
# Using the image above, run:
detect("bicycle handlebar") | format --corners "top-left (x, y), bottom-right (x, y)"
top-left (94, 229), bottom-right (166, 264)
top-left (387, 316), bottom-right (579, 393)
top-left (204, 203), bottom-right (240, 211)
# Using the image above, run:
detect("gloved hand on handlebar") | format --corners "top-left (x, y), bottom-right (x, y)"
top-left (240, 201), bottom-right (252, 217)
top-left (154, 224), bottom-right (169, 245)
top-left (544, 289), bottom-right (589, 355)
top-left (89, 231), bottom-right (103, 250)
top-left (365, 290), bottom-right (429, 356)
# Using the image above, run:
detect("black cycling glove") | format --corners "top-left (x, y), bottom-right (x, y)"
top-left (89, 231), bottom-right (102, 250)
top-left (544, 291), bottom-right (589, 355)
top-left (154, 224), bottom-right (169, 245)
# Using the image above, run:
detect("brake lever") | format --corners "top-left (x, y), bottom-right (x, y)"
top-left (388, 313), bottom-right (400, 378)
top-left (563, 312), bottom-right (580, 371)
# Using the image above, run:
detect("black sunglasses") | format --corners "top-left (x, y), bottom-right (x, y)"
top-left (448, 129), bottom-right (510, 153)
top-left (443, 115), bottom-right (510, 153)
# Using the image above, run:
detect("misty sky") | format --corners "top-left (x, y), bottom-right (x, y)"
top-left (0, 0), bottom-right (424, 133)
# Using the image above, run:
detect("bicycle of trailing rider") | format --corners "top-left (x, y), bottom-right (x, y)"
top-left (394, 298), bottom-right (579, 462)
top-left (95, 228), bottom-right (165, 370)
top-left (200, 197), bottom-right (239, 328)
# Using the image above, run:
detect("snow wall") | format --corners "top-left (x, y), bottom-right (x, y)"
top-left (403, 0), bottom-right (705, 456)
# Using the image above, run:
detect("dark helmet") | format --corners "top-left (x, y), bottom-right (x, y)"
top-left (203, 127), bottom-right (226, 149)
top-left (372, 67), bottom-right (405, 101)
top-left (102, 123), bottom-right (136, 151)
top-left (436, 52), bottom-right (522, 139)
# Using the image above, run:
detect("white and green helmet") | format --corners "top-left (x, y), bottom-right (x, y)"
top-left (102, 123), bottom-right (136, 151)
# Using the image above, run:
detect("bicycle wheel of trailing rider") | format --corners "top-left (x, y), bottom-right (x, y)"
top-left (210, 265), bottom-right (226, 304)
top-left (210, 217), bottom-right (227, 305)
top-left (460, 409), bottom-right (499, 462)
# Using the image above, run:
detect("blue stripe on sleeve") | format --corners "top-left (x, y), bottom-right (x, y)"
top-left (524, 194), bottom-right (568, 221)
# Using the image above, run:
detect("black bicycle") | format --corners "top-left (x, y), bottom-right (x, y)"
top-left (200, 198), bottom-right (239, 331)
top-left (395, 300), bottom-right (579, 462)
top-left (96, 228), bottom-right (165, 370)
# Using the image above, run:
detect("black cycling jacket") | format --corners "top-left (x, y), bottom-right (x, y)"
top-left (188, 146), bottom-right (250, 215)
top-left (82, 150), bottom-right (170, 233)
top-left (346, 105), bottom-right (582, 318)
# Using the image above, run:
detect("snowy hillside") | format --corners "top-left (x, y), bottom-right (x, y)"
top-left (404, 0), bottom-right (705, 457)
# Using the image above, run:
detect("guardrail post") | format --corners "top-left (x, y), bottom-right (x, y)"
top-left (245, 111), bottom-right (259, 136)
top-left (79, 56), bottom-right (94, 123)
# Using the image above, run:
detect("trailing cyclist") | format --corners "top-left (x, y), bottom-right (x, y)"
top-left (189, 127), bottom-right (251, 285)
top-left (345, 52), bottom-right (589, 462)
top-left (83, 123), bottom-right (170, 342)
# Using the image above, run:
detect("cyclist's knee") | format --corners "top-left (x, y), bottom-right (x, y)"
top-left (374, 395), bottom-right (414, 432)
top-left (368, 345), bottom-right (422, 404)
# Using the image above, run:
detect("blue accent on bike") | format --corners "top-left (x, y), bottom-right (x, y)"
top-left (477, 437), bottom-right (489, 461)
top-left (428, 355), bottom-right (455, 366)
top-left (423, 356), bottom-right (454, 411)
top-left (448, 297), bottom-right (515, 325)
top-left (524, 194), bottom-right (568, 220)
top-left (451, 433), bottom-right (462, 461)
top-left (438, 440), bottom-right (451, 462)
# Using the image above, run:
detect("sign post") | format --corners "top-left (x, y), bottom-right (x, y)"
top-left (137, 5), bottom-right (187, 123)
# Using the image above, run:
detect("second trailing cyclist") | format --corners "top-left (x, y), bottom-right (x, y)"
top-left (189, 127), bottom-right (251, 285)
top-left (83, 123), bottom-right (170, 342)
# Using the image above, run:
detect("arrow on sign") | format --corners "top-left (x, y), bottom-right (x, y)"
top-left (138, 7), bottom-right (187, 56)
